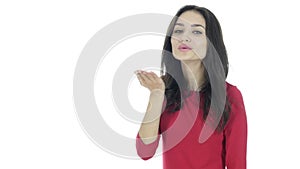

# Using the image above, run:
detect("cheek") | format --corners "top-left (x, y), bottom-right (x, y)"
top-left (171, 38), bottom-right (178, 49)
top-left (190, 37), bottom-right (207, 59)
top-left (171, 37), bottom-right (177, 44)
top-left (190, 36), bottom-right (206, 48)
top-left (191, 36), bottom-right (206, 48)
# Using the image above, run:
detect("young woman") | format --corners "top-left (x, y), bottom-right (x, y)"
top-left (135, 5), bottom-right (247, 169)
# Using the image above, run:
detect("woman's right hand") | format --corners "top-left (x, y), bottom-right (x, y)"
top-left (135, 70), bottom-right (165, 92)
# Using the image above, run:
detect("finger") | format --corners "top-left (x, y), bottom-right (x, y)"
top-left (136, 72), bottom-right (146, 85)
top-left (144, 72), bottom-right (156, 82)
top-left (134, 70), bottom-right (142, 75)
top-left (140, 71), bottom-right (152, 82)
top-left (150, 72), bottom-right (163, 83)
top-left (136, 70), bottom-right (151, 84)
top-left (149, 71), bottom-right (159, 79)
top-left (148, 72), bottom-right (159, 82)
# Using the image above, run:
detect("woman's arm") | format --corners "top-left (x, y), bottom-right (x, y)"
top-left (138, 89), bottom-right (165, 144)
top-left (224, 85), bottom-right (248, 169)
top-left (135, 70), bottom-right (165, 160)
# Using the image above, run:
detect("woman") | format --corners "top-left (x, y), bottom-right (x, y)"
top-left (135, 5), bottom-right (247, 169)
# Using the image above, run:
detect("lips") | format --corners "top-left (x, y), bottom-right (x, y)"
top-left (178, 44), bottom-right (192, 51)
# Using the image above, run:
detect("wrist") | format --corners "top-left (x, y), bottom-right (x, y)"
top-left (150, 88), bottom-right (165, 95)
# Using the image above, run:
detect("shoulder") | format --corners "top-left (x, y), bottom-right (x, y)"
top-left (224, 82), bottom-right (247, 130)
top-left (225, 82), bottom-right (246, 115)
top-left (226, 82), bottom-right (243, 103)
top-left (226, 81), bottom-right (239, 94)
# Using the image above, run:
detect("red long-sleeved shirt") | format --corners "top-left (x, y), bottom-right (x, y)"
top-left (136, 82), bottom-right (247, 169)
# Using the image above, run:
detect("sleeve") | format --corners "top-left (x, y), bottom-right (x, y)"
top-left (224, 86), bottom-right (248, 169)
top-left (136, 132), bottom-right (161, 160)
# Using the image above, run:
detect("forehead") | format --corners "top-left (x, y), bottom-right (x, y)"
top-left (176, 10), bottom-right (206, 27)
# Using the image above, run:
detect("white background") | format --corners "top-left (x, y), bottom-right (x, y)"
top-left (1, 0), bottom-right (300, 168)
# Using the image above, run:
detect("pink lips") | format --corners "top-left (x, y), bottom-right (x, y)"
top-left (178, 44), bottom-right (192, 52)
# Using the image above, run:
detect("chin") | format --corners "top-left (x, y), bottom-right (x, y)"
top-left (174, 54), bottom-right (201, 61)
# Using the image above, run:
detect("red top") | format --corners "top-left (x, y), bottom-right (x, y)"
top-left (136, 82), bottom-right (247, 169)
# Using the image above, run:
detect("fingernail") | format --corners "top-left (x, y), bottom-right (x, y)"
top-left (134, 70), bottom-right (141, 74)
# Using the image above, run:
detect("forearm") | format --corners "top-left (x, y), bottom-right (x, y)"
top-left (138, 89), bottom-right (165, 144)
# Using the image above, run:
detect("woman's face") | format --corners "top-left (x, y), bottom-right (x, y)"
top-left (171, 10), bottom-right (207, 61)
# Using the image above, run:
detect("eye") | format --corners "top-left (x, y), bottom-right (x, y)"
top-left (193, 30), bottom-right (202, 34)
top-left (173, 29), bottom-right (183, 34)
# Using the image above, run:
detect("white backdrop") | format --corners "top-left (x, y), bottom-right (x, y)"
top-left (1, 0), bottom-right (300, 168)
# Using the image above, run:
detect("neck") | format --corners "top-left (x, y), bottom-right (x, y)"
top-left (181, 60), bottom-right (205, 91)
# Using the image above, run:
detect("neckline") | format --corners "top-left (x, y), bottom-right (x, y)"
top-left (182, 89), bottom-right (201, 96)
top-left (183, 87), bottom-right (202, 92)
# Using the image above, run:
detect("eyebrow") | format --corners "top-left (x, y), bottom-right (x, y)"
top-left (175, 23), bottom-right (205, 29)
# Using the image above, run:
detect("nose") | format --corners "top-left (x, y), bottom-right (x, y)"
top-left (180, 34), bottom-right (191, 42)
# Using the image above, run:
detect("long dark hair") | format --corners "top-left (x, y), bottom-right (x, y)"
top-left (160, 5), bottom-right (231, 132)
